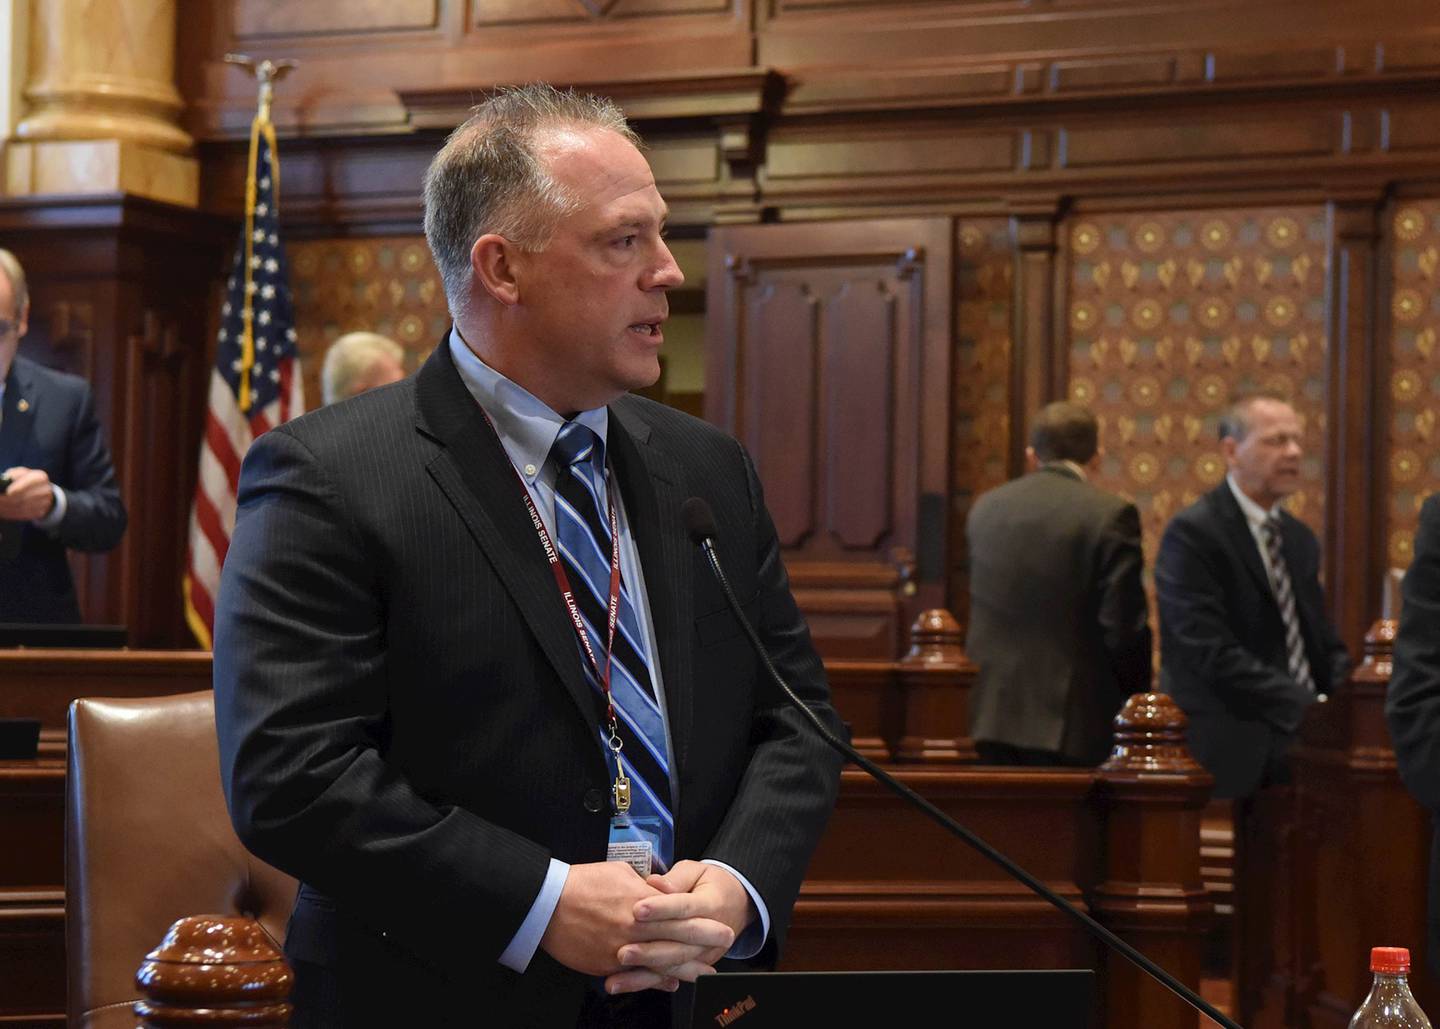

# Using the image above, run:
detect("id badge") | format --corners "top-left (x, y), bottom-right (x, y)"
top-left (607, 814), bottom-right (667, 878)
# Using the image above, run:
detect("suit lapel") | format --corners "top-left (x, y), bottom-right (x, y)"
top-left (412, 340), bottom-right (598, 729)
top-left (1210, 483), bottom-right (1274, 599)
top-left (0, 359), bottom-right (35, 471)
top-left (608, 399), bottom-right (694, 777)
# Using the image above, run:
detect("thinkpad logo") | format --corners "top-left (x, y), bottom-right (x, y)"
top-left (713, 994), bottom-right (756, 1026)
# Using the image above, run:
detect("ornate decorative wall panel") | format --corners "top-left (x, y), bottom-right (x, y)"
top-left (1065, 206), bottom-right (1331, 601)
top-left (286, 236), bottom-right (450, 409)
top-left (949, 219), bottom-right (1013, 624)
top-left (1387, 201), bottom-right (1440, 568)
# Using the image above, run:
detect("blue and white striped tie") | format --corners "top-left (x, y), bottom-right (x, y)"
top-left (549, 421), bottom-right (673, 868)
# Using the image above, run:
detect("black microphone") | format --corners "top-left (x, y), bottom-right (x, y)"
top-left (683, 496), bottom-right (1242, 1029)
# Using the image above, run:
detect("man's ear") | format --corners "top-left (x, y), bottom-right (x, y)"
top-left (15, 300), bottom-right (28, 341)
top-left (1219, 436), bottom-right (1238, 469)
top-left (1024, 446), bottom-right (1039, 473)
top-left (471, 234), bottom-right (521, 306)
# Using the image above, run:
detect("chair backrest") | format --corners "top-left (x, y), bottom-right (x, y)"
top-left (66, 691), bottom-right (298, 1029)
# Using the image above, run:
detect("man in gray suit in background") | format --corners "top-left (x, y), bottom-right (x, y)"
top-left (965, 401), bottom-right (1152, 766)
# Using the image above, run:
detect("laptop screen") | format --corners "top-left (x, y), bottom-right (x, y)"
top-left (690, 969), bottom-right (1094, 1028)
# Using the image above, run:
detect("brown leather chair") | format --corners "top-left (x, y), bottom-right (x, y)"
top-left (66, 691), bottom-right (297, 1028)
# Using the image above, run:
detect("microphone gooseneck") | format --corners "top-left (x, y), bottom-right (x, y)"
top-left (685, 496), bottom-right (1242, 1029)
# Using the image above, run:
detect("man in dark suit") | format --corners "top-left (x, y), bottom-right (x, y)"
top-left (966, 401), bottom-right (1151, 766)
top-left (1387, 493), bottom-right (1440, 978)
top-left (213, 85), bottom-right (844, 1028)
top-left (1155, 392), bottom-right (1349, 800)
top-left (0, 248), bottom-right (127, 624)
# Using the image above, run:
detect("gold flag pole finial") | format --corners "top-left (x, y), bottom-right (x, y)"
top-left (224, 53), bottom-right (298, 124)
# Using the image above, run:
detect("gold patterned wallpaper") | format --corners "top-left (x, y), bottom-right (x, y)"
top-left (949, 220), bottom-right (1015, 622)
top-left (1388, 202), bottom-right (1440, 567)
top-left (288, 236), bottom-right (452, 409)
top-left (1065, 207), bottom-right (1331, 594)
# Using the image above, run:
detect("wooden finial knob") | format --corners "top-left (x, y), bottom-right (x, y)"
top-left (1101, 692), bottom-right (1204, 774)
top-left (135, 915), bottom-right (293, 1027)
top-left (902, 608), bottom-right (965, 666)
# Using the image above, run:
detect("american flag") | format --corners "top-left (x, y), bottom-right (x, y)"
top-left (184, 121), bottom-right (304, 647)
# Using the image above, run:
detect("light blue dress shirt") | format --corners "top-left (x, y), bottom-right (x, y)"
top-left (444, 331), bottom-right (770, 972)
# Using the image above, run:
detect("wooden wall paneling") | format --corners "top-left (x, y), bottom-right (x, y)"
top-left (1323, 196), bottom-right (1386, 655)
top-left (1009, 202), bottom-right (1066, 476)
top-left (706, 218), bottom-right (954, 659)
top-left (0, 198), bottom-right (231, 644)
top-left (0, 761), bottom-right (65, 1029)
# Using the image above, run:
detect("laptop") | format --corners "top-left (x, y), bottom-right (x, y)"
top-left (689, 969), bottom-right (1094, 1028)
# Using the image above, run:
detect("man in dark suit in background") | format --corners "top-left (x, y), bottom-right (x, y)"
top-left (1387, 493), bottom-right (1440, 979)
top-left (966, 401), bottom-right (1151, 767)
top-left (0, 248), bottom-right (127, 624)
top-left (213, 85), bottom-right (843, 1028)
top-left (1155, 391), bottom-right (1349, 800)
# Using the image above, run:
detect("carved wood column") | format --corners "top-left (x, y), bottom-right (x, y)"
top-left (135, 916), bottom-right (292, 1027)
top-left (1323, 196), bottom-right (1385, 656)
top-left (7, 0), bottom-right (196, 206)
top-left (1008, 201), bottom-right (1066, 476)
top-left (1092, 693), bottom-right (1214, 1029)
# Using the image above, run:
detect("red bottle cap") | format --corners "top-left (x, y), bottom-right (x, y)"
top-left (1371, 947), bottom-right (1411, 974)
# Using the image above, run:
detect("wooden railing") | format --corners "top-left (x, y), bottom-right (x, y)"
top-left (2, 612), bottom-right (1218, 1027)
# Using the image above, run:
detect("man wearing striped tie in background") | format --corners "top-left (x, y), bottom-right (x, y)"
top-left (1156, 391), bottom-right (1351, 801)
top-left (213, 84), bottom-right (844, 1029)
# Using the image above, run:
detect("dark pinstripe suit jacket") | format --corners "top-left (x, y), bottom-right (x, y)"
top-left (213, 339), bottom-right (843, 1026)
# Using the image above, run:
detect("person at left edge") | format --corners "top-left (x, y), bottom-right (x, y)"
top-left (0, 247), bottom-right (127, 623)
top-left (213, 85), bottom-right (845, 1028)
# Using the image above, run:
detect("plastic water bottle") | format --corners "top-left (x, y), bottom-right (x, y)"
top-left (1349, 947), bottom-right (1433, 1028)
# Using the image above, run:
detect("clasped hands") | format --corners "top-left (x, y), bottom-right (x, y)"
top-left (540, 859), bottom-right (754, 995)
top-left (0, 467), bottom-right (54, 522)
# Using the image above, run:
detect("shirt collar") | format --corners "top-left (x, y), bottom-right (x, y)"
top-left (1226, 472), bottom-right (1281, 530)
top-left (1051, 459), bottom-right (1088, 482)
top-left (447, 328), bottom-right (609, 484)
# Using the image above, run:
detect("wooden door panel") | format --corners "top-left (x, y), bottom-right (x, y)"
top-left (707, 218), bottom-right (952, 658)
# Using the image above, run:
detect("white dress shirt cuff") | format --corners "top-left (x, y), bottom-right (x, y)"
top-left (498, 858), bottom-right (570, 972)
top-left (34, 484), bottom-right (66, 530)
top-left (701, 859), bottom-right (770, 960)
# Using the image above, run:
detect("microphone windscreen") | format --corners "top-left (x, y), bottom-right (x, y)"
top-left (681, 497), bottom-right (719, 544)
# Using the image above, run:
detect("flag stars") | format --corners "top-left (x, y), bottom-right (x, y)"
top-left (260, 284), bottom-right (275, 300)
top-left (221, 302), bottom-right (232, 316)
top-left (252, 228), bottom-right (265, 243)
top-left (250, 255), bottom-right (263, 269)
top-left (246, 282), bottom-right (258, 295)
top-left (257, 336), bottom-right (268, 351)
top-left (258, 310), bottom-right (271, 325)
top-left (268, 233), bottom-right (278, 246)
top-left (259, 177), bottom-right (271, 189)
top-left (270, 369), bottom-right (281, 382)
top-left (263, 258), bottom-right (278, 273)
top-left (255, 202), bottom-right (269, 217)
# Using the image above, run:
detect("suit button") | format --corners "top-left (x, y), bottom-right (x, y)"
top-left (583, 788), bottom-right (605, 813)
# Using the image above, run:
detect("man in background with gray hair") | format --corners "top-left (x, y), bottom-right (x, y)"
top-left (0, 247), bottom-right (127, 623)
top-left (214, 84), bottom-right (842, 1028)
top-left (1156, 390), bottom-right (1349, 800)
top-left (320, 330), bottom-right (407, 405)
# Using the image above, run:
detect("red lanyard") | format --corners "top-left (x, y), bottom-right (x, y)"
top-left (513, 470), bottom-right (624, 733)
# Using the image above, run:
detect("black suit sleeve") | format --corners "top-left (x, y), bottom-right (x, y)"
top-left (1095, 502), bottom-right (1153, 695)
top-left (1389, 493), bottom-right (1440, 811)
top-left (699, 443), bottom-right (844, 960)
top-left (214, 426), bottom-right (550, 968)
top-left (1155, 514), bottom-right (1313, 733)
top-left (51, 380), bottom-right (125, 552)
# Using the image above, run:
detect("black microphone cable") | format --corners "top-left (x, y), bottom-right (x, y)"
top-left (680, 496), bottom-right (1242, 1029)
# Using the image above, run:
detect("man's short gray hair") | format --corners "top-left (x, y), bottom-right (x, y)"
top-left (1218, 390), bottom-right (1292, 442)
top-left (322, 331), bottom-right (405, 406)
top-left (0, 248), bottom-right (29, 315)
top-left (421, 83), bottom-right (640, 319)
